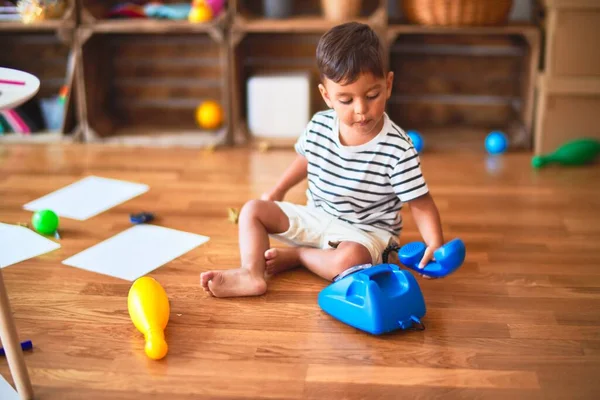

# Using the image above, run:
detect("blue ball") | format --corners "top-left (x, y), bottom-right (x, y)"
top-left (485, 131), bottom-right (508, 154)
top-left (407, 130), bottom-right (424, 153)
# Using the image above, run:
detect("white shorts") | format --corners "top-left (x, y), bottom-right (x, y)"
top-left (270, 201), bottom-right (395, 265)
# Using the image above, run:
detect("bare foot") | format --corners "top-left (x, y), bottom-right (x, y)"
top-left (200, 269), bottom-right (267, 298)
top-left (264, 248), bottom-right (301, 275)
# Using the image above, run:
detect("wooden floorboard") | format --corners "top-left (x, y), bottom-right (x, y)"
top-left (0, 144), bottom-right (599, 399)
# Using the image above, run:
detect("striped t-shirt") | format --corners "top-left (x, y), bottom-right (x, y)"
top-left (294, 109), bottom-right (429, 236)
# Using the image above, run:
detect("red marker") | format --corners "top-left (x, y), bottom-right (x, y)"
top-left (0, 79), bottom-right (26, 86)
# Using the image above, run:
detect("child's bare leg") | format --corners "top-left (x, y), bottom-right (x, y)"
top-left (200, 200), bottom-right (289, 297)
top-left (265, 242), bottom-right (371, 281)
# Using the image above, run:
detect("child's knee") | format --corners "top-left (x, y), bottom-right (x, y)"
top-left (332, 242), bottom-right (372, 275)
top-left (240, 199), bottom-right (265, 220)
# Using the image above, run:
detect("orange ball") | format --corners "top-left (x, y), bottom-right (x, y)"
top-left (196, 100), bottom-right (224, 130)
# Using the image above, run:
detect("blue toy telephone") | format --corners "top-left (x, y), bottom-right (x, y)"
top-left (318, 264), bottom-right (426, 335)
top-left (318, 238), bottom-right (466, 335)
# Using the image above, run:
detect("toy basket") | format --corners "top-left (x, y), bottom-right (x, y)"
top-left (402, 0), bottom-right (514, 26)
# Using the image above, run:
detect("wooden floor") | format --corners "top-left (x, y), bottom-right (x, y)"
top-left (0, 143), bottom-right (599, 399)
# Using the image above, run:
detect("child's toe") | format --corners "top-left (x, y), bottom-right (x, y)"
top-left (200, 271), bottom-right (215, 289)
top-left (264, 248), bottom-right (278, 260)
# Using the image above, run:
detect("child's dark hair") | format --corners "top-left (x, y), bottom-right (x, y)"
top-left (316, 22), bottom-right (386, 84)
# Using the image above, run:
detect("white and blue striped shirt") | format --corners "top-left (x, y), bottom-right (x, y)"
top-left (295, 110), bottom-right (429, 236)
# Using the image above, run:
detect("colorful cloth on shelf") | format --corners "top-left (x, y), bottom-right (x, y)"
top-left (107, 2), bottom-right (193, 20)
top-left (107, 3), bottom-right (146, 19)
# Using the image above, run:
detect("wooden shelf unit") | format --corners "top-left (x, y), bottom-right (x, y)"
top-left (75, 0), bottom-right (232, 147)
top-left (0, 0), bottom-right (79, 144)
top-left (2, 1), bottom-right (545, 150)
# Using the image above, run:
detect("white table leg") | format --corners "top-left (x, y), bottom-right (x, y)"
top-left (0, 268), bottom-right (34, 400)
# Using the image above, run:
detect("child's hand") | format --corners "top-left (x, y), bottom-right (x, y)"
top-left (418, 246), bottom-right (435, 269)
top-left (418, 245), bottom-right (441, 279)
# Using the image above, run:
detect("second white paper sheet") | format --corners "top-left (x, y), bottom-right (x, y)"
top-left (62, 225), bottom-right (210, 281)
top-left (23, 176), bottom-right (149, 220)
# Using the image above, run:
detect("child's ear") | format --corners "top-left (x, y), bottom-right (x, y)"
top-left (318, 83), bottom-right (333, 108)
top-left (385, 71), bottom-right (394, 99)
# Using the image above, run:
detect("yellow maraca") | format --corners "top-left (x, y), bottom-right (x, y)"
top-left (127, 277), bottom-right (170, 360)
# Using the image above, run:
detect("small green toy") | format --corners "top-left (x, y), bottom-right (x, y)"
top-left (532, 138), bottom-right (600, 169)
top-left (31, 209), bottom-right (59, 235)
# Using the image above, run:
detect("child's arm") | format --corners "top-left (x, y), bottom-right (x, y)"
top-left (261, 154), bottom-right (308, 201)
top-left (408, 193), bottom-right (444, 269)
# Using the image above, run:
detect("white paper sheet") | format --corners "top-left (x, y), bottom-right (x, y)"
top-left (0, 223), bottom-right (61, 269)
top-left (23, 176), bottom-right (149, 221)
top-left (0, 373), bottom-right (19, 400)
top-left (62, 225), bottom-right (210, 281)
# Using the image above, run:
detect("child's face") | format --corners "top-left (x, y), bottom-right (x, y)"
top-left (318, 71), bottom-right (393, 137)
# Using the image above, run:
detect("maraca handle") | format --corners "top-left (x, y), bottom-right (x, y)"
top-left (145, 328), bottom-right (168, 360)
top-left (531, 155), bottom-right (547, 169)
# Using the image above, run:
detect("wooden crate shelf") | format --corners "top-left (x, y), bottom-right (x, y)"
top-left (0, 30), bottom-right (79, 143)
top-left (79, 18), bottom-right (226, 35)
top-left (76, 29), bottom-right (230, 147)
top-left (0, 19), bottom-right (73, 32)
top-left (0, 0), bottom-right (76, 32)
top-left (386, 23), bottom-right (540, 149)
top-left (73, 0), bottom-right (231, 147)
top-left (230, 32), bottom-right (327, 146)
top-left (233, 14), bottom-right (378, 33)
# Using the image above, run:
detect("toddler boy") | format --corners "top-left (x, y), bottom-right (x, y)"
top-left (201, 22), bottom-right (444, 297)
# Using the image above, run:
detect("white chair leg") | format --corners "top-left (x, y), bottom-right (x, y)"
top-left (0, 269), bottom-right (34, 400)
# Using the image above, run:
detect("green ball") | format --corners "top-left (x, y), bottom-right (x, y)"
top-left (32, 209), bottom-right (59, 235)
